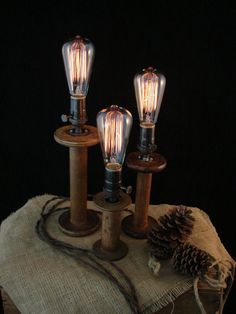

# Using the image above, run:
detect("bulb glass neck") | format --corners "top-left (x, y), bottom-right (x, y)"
top-left (104, 164), bottom-right (122, 203)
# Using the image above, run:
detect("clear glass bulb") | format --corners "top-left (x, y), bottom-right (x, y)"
top-left (62, 35), bottom-right (95, 97)
top-left (97, 105), bottom-right (133, 168)
top-left (134, 67), bottom-right (166, 125)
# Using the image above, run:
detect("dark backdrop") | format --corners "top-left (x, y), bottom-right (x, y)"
top-left (0, 1), bottom-right (235, 312)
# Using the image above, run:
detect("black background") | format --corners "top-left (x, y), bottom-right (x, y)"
top-left (0, 1), bottom-right (235, 312)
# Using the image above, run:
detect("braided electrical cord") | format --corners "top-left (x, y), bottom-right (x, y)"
top-left (35, 196), bottom-right (141, 314)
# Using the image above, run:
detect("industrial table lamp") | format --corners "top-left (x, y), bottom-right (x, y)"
top-left (122, 67), bottom-right (167, 239)
top-left (54, 35), bottom-right (100, 236)
top-left (93, 105), bottom-right (133, 261)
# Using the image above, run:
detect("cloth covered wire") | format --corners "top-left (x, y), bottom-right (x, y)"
top-left (35, 196), bottom-right (141, 314)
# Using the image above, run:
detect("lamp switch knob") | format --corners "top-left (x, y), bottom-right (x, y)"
top-left (61, 114), bottom-right (72, 123)
top-left (121, 186), bottom-right (133, 195)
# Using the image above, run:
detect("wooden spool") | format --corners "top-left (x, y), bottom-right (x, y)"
top-left (93, 191), bottom-right (131, 261)
top-left (122, 152), bottom-right (167, 239)
top-left (54, 124), bottom-right (100, 236)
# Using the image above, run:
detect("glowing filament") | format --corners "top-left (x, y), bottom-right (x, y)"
top-left (138, 73), bottom-right (158, 122)
top-left (97, 105), bottom-right (133, 166)
top-left (62, 36), bottom-right (94, 97)
top-left (104, 109), bottom-right (123, 164)
top-left (69, 41), bottom-right (87, 95)
top-left (134, 67), bottom-right (166, 124)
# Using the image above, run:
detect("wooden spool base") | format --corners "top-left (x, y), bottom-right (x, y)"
top-left (122, 214), bottom-right (157, 239)
top-left (58, 209), bottom-right (100, 237)
top-left (93, 239), bottom-right (128, 261)
top-left (54, 124), bottom-right (99, 148)
top-left (93, 191), bottom-right (131, 261)
top-left (122, 151), bottom-right (167, 239)
top-left (54, 124), bottom-right (100, 237)
top-left (126, 152), bottom-right (167, 173)
top-left (93, 191), bottom-right (131, 212)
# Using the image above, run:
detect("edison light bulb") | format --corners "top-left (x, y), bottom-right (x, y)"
top-left (97, 105), bottom-right (133, 202)
top-left (62, 35), bottom-right (95, 98)
top-left (134, 67), bottom-right (166, 158)
top-left (61, 35), bottom-right (95, 134)
top-left (134, 67), bottom-right (166, 125)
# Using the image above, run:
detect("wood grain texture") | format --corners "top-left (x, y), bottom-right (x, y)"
top-left (122, 153), bottom-right (166, 238)
top-left (101, 211), bottom-right (121, 251)
top-left (93, 192), bottom-right (131, 260)
top-left (134, 172), bottom-right (152, 228)
top-left (93, 191), bottom-right (131, 212)
top-left (69, 147), bottom-right (87, 227)
top-left (54, 124), bottom-right (99, 148)
top-left (55, 124), bottom-right (100, 235)
top-left (121, 172), bottom-right (156, 238)
top-left (93, 210), bottom-right (129, 261)
top-left (126, 152), bottom-right (167, 173)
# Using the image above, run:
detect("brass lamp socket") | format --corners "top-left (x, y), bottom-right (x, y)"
top-left (104, 164), bottom-right (122, 203)
top-left (137, 123), bottom-right (157, 160)
top-left (69, 96), bottom-right (88, 135)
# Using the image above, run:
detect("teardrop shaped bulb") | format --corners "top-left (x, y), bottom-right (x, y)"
top-left (134, 67), bottom-right (166, 125)
top-left (97, 105), bottom-right (133, 167)
top-left (62, 35), bottom-right (95, 97)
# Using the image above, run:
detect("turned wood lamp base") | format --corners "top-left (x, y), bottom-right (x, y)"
top-left (93, 191), bottom-right (131, 261)
top-left (58, 210), bottom-right (100, 237)
top-left (122, 152), bottom-right (167, 239)
top-left (93, 239), bottom-right (128, 261)
top-left (54, 124), bottom-right (101, 237)
top-left (122, 215), bottom-right (157, 239)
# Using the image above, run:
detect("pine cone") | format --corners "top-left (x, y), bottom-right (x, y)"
top-left (150, 244), bottom-right (173, 260)
top-left (172, 243), bottom-right (212, 277)
top-left (148, 205), bottom-right (195, 259)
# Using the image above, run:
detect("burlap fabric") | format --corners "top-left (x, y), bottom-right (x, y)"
top-left (0, 195), bottom-right (234, 313)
